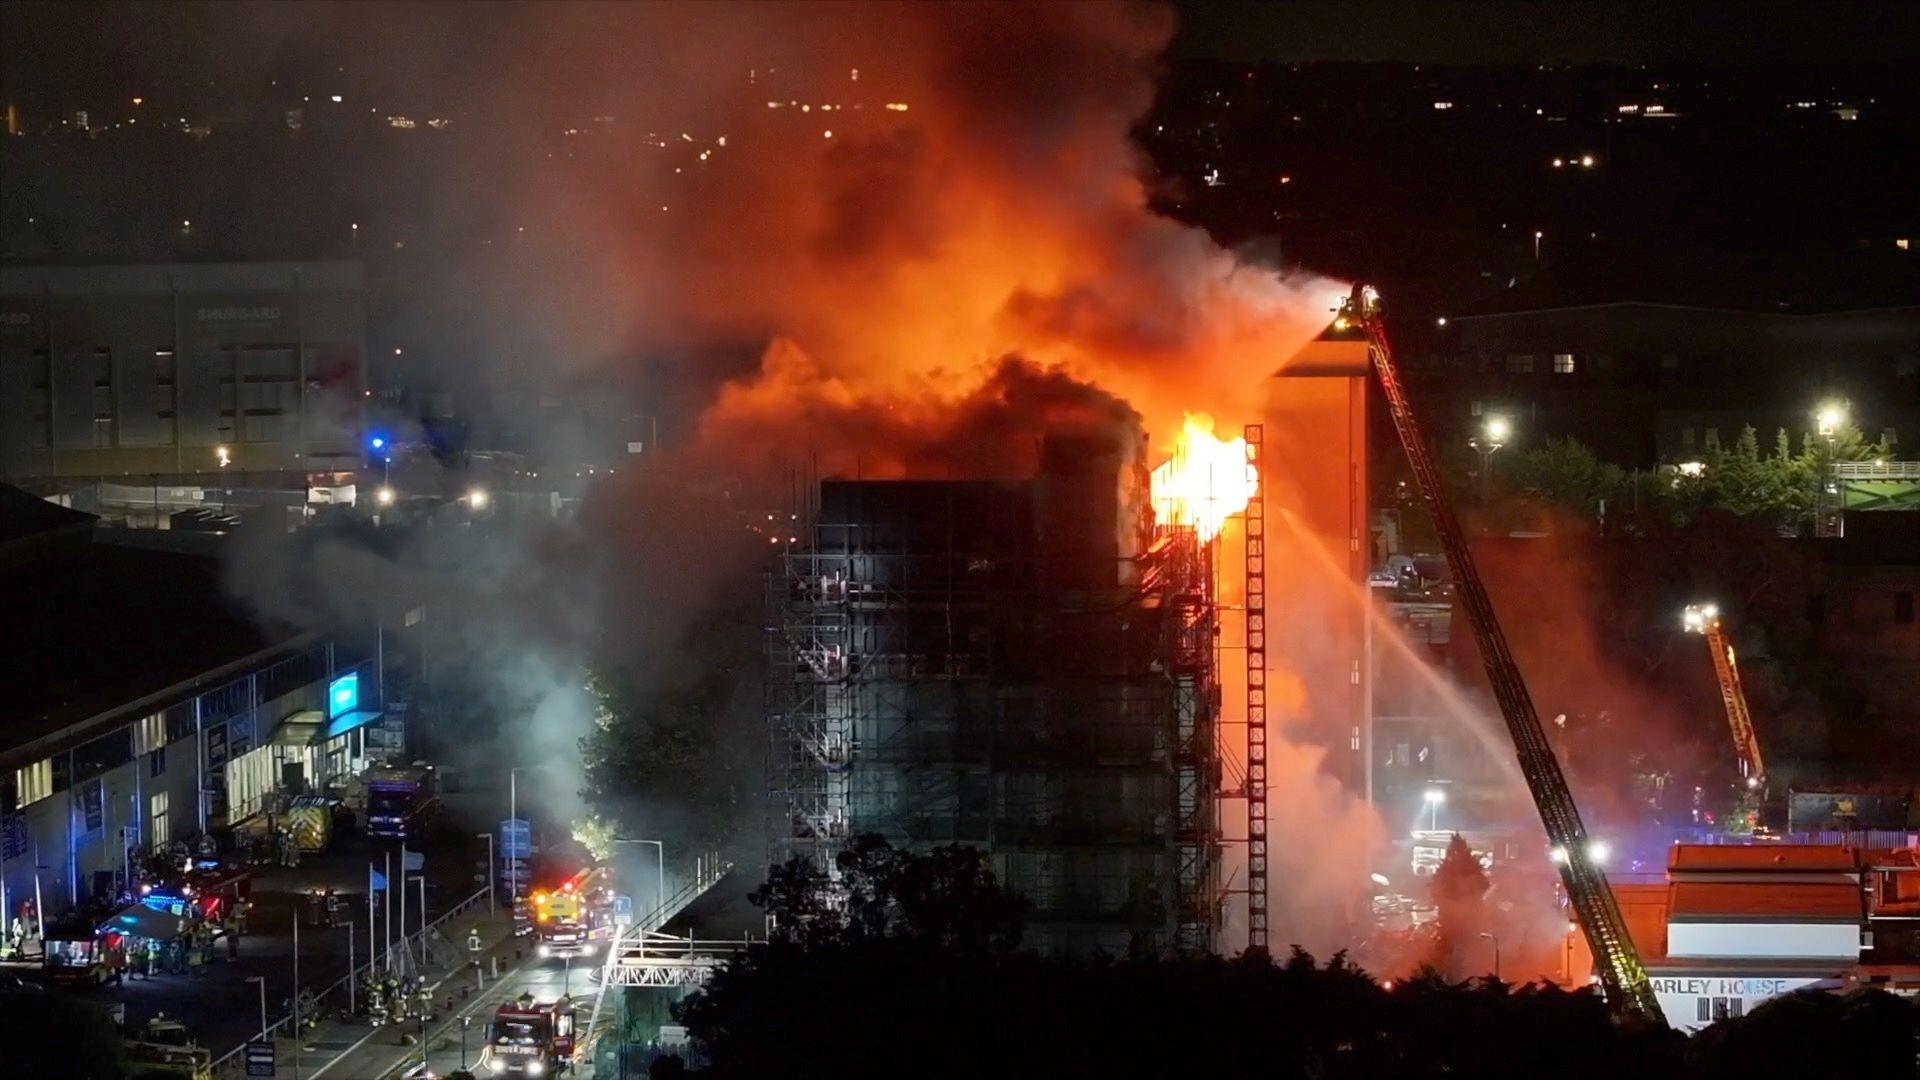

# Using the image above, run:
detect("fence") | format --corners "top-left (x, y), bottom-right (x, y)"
top-left (209, 883), bottom-right (494, 1077)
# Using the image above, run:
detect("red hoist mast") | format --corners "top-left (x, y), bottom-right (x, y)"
top-left (1351, 285), bottom-right (1664, 1024)
top-left (1683, 604), bottom-right (1766, 787)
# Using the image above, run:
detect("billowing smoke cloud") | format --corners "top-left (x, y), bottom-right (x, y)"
top-left (217, 2), bottom-right (1366, 931)
top-left (456, 1), bottom-right (1342, 465)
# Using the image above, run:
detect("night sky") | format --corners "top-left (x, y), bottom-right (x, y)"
top-left (8, 0), bottom-right (1919, 111)
top-left (1169, 0), bottom-right (1920, 64)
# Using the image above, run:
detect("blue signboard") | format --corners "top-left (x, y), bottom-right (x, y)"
top-left (500, 818), bottom-right (532, 859)
top-left (328, 672), bottom-right (360, 719)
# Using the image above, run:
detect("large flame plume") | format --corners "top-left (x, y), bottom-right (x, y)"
top-left (1151, 415), bottom-right (1258, 541)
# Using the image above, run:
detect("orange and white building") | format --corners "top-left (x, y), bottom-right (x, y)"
top-left (1572, 843), bottom-right (1920, 1032)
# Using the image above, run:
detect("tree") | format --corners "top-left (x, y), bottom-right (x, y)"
top-left (1505, 438), bottom-right (1628, 519)
top-left (1687, 988), bottom-right (1917, 1080)
top-left (0, 990), bottom-right (127, 1078)
top-left (751, 834), bottom-right (1028, 952)
top-left (1429, 834), bottom-right (1490, 978)
top-left (575, 656), bottom-right (750, 860)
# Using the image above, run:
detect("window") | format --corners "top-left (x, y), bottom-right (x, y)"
top-left (1506, 354), bottom-right (1536, 374)
top-left (1712, 997), bottom-right (1732, 1021)
top-left (1728, 998), bottom-right (1744, 1018)
top-left (1553, 353), bottom-right (1576, 374)
top-left (1696, 997), bottom-right (1711, 1022)
top-left (149, 747), bottom-right (166, 779)
top-left (1897, 591), bottom-right (1915, 625)
top-left (1682, 428), bottom-right (1696, 449)
top-left (14, 759), bottom-right (53, 807)
top-left (135, 712), bottom-right (167, 756)
top-left (1470, 400), bottom-right (1485, 417)
top-left (150, 791), bottom-right (170, 850)
top-left (404, 605), bottom-right (426, 627)
top-left (1705, 427), bottom-right (1721, 450)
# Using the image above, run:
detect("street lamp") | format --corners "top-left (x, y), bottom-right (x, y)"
top-left (1814, 400), bottom-right (1847, 537)
top-left (508, 768), bottom-right (531, 910)
top-left (375, 485), bottom-right (396, 508)
top-left (1533, 230), bottom-right (1544, 259)
top-left (1468, 416), bottom-right (1510, 500)
top-left (461, 1015), bottom-right (472, 1070)
top-left (246, 975), bottom-right (267, 1033)
top-left (1479, 931), bottom-right (1502, 980)
top-left (1564, 920), bottom-right (1578, 984)
top-left (614, 838), bottom-right (667, 925)
top-left (477, 832), bottom-right (496, 916)
top-left (1422, 788), bottom-right (1447, 831)
top-left (466, 487), bottom-right (490, 512)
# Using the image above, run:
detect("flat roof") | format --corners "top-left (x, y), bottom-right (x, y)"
top-left (1670, 844), bottom-right (1861, 873)
top-left (0, 532), bottom-right (297, 764)
top-left (1669, 882), bottom-right (1864, 923)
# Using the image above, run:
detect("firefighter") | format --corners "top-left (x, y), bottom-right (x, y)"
top-left (145, 937), bottom-right (162, 978)
top-left (467, 927), bottom-right (482, 968)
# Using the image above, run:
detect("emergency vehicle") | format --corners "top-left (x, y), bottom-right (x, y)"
top-left (123, 1015), bottom-right (213, 1079)
top-left (479, 994), bottom-right (576, 1076)
top-left (532, 868), bottom-right (611, 959)
top-left (40, 918), bottom-right (126, 987)
top-left (364, 764), bottom-right (439, 840)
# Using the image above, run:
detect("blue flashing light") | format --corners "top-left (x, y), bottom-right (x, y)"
top-left (329, 672), bottom-right (360, 718)
top-left (370, 435), bottom-right (387, 450)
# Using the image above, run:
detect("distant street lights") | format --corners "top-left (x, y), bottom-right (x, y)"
top-left (1423, 788), bottom-right (1447, 831)
top-left (1533, 230), bottom-right (1544, 259)
top-left (1468, 416), bottom-right (1510, 499)
top-left (1814, 400), bottom-right (1848, 536)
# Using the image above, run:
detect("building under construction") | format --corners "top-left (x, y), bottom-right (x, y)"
top-left (767, 434), bottom-right (1222, 957)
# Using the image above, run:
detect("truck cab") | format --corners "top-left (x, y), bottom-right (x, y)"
top-left (532, 870), bottom-right (610, 958)
top-left (480, 995), bottom-right (575, 1076)
top-left (41, 920), bottom-right (124, 988)
top-left (364, 763), bottom-right (438, 840)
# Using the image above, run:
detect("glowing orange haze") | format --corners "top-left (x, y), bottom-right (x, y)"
top-left (571, 3), bottom-right (1353, 480)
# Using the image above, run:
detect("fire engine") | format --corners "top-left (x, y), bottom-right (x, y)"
top-left (532, 868), bottom-right (611, 959)
top-left (479, 994), bottom-right (576, 1076)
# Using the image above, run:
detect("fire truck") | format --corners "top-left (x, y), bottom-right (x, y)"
top-left (531, 868), bottom-right (611, 959)
top-left (479, 994), bottom-right (576, 1076)
top-left (364, 763), bottom-right (439, 840)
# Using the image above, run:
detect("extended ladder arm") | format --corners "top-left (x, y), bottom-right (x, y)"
top-left (1684, 605), bottom-right (1765, 785)
top-left (1354, 285), bottom-right (1663, 1024)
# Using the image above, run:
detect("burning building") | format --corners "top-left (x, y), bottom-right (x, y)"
top-left (767, 432), bottom-right (1222, 956)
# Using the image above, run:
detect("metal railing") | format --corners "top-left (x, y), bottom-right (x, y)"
top-left (582, 853), bottom-right (736, 1062)
top-left (209, 883), bottom-right (494, 1076)
top-left (1833, 460), bottom-right (1920, 480)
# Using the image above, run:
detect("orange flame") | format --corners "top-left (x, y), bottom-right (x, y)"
top-left (1150, 414), bottom-right (1257, 542)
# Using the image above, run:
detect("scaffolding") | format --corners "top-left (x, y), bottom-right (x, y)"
top-left (767, 477), bottom-right (1221, 957)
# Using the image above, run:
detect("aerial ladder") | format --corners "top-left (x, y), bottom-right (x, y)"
top-left (1350, 285), bottom-right (1664, 1024)
top-left (1682, 603), bottom-right (1765, 789)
